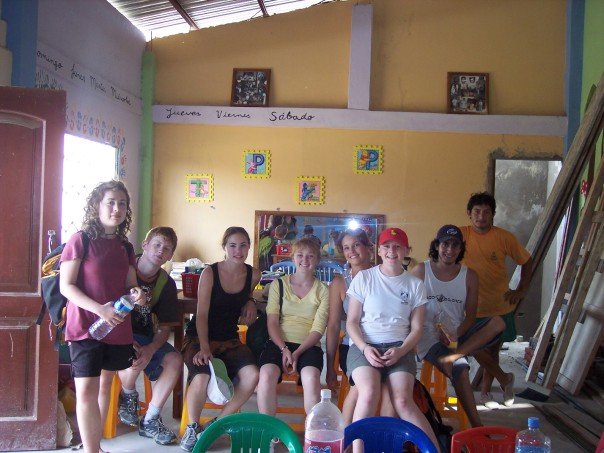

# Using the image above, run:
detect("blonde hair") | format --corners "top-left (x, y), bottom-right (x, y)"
top-left (290, 237), bottom-right (321, 257)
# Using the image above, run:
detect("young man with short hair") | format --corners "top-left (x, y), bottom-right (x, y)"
top-left (412, 224), bottom-right (505, 427)
top-left (117, 227), bottom-right (182, 444)
top-left (460, 192), bottom-right (533, 408)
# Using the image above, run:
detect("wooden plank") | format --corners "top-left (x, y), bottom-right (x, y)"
top-left (527, 158), bottom-right (604, 382)
top-left (543, 218), bottom-right (604, 388)
top-left (536, 405), bottom-right (600, 450)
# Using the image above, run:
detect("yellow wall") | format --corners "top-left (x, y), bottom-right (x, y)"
top-left (151, 0), bottom-right (565, 263)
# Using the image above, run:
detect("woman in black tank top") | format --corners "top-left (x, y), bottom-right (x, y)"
top-left (180, 227), bottom-right (261, 449)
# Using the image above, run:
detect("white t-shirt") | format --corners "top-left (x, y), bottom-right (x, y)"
top-left (416, 260), bottom-right (468, 359)
top-left (346, 265), bottom-right (428, 345)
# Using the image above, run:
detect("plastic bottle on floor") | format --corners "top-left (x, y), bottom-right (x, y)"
top-left (304, 389), bottom-right (345, 453)
top-left (515, 417), bottom-right (551, 452)
top-left (88, 295), bottom-right (134, 340)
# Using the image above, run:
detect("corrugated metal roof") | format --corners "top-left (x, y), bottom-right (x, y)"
top-left (106, 0), bottom-right (336, 40)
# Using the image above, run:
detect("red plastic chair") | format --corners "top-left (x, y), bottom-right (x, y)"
top-left (451, 426), bottom-right (518, 452)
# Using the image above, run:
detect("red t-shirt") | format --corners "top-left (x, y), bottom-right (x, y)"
top-left (61, 232), bottom-right (136, 344)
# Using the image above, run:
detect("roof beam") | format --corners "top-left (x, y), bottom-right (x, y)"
top-left (257, 0), bottom-right (269, 17)
top-left (167, 0), bottom-right (199, 30)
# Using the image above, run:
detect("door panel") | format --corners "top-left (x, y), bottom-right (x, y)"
top-left (0, 87), bottom-right (66, 451)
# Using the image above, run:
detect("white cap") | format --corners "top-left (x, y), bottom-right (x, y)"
top-left (320, 389), bottom-right (331, 399)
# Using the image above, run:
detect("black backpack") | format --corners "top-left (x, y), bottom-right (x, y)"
top-left (246, 278), bottom-right (284, 363)
top-left (36, 232), bottom-right (90, 328)
top-left (413, 379), bottom-right (453, 452)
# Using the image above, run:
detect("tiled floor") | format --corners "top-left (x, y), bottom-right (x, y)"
top-left (31, 341), bottom-right (585, 452)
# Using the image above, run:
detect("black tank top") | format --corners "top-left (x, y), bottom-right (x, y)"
top-left (185, 262), bottom-right (253, 341)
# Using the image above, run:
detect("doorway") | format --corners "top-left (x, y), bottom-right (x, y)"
top-left (61, 134), bottom-right (117, 243)
top-left (492, 158), bottom-right (563, 339)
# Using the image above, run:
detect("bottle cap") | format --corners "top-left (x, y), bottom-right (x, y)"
top-left (528, 417), bottom-right (539, 429)
top-left (320, 389), bottom-right (331, 400)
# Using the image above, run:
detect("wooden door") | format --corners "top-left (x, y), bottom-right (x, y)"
top-left (0, 87), bottom-right (66, 450)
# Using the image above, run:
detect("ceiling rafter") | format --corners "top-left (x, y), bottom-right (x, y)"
top-left (167, 0), bottom-right (199, 30)
top-left (257, 0), bottom-right (269, 17)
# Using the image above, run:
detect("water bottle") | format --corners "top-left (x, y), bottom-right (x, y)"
top-left (304, 389), bottom-right (345, 453)
top-left (515, 417), bottom-right (551, 452)
top-left (88, 295), bottom-right (134, 340)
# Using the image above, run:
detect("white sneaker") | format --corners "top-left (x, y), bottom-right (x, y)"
top-left (480, 392), bottom-right (500, 409)
top-left (502, 373), bottom-right (515, 407)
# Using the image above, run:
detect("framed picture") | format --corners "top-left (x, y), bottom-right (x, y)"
top-left (185, 173), bottom-right (214, 202)
top-left (231, 68), bottom-right (271, 107)
top-left (447, 72), bottom-right (489, 114)
top-left (296, 176), bottom-right (325, 205)
top-left (354, 145), bottom-right (384, 174)
top-left (242, 149), bottom-right (271, 178)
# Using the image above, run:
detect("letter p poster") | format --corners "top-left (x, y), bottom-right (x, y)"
top-left (242, 149), bottom-right (271, 179)
top-left (354, 145), bottom-right (383, 175)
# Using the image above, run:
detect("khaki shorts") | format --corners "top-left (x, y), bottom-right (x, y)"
top-left (347, 341), bottom-right (416, 380)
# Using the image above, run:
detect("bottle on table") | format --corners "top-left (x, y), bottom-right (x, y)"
top-left (515, 417), bottom-right (551, 452)
top-left (88, 295), bottom-right (134, 340)
top-left (304, 389), bottom-right (345, 453)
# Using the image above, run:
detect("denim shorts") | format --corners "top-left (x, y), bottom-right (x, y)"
top-left (134, 334), bottom-right (179, 381)
top-left (347, 341), bottom-right (416, 380)
top-left (423, 342), bottom-right (470, 385)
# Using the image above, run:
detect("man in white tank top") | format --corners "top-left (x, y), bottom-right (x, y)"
top-left (412, 225), bottom-right (505, 427)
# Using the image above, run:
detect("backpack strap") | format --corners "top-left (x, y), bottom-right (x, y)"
top-left (277, 278), bottom-right (284, 320)
top-left (149, 269), bottom-right (169, 305)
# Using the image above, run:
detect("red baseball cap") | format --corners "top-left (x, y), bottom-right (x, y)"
top-left (378, 227), bottom-right (409, 248)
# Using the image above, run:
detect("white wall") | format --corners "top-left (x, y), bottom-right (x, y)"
top-left (35, 0), bottom-right (146, 232)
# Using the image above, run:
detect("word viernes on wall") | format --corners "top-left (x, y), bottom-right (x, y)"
top-left (153, 104), bottom-right (567, 136)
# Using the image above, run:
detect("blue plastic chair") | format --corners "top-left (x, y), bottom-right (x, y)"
top-left (192, 412), bottom-right (302, 452)
top-left (315, 261), bottom-right (344, 282)
top-left (344, 416), bottom-right (438, 453)
top-left (269, 260), bottom-right (296, 274)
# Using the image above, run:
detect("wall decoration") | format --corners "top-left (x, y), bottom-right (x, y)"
top-left (354, 145), bottom-right (384, 174)
top-left (447, 72), bottom-right (489, 114)
top-left (296, 176), bottom-right (325, 205)
top-left (185, 174), bottom-right (214, 202)
top-left (231, 68), bottom-right (271, 107)
top-left (242, 149), bottom-right (271, 178)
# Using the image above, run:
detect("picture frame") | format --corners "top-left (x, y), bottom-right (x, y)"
top-left (231, 68), bottom-right (271, 107)
top-left (185, 173), bottom-right (214, 202)
top-left (242, 149), bottom-right (271, 178)
top-left (447, 72), bottom-right (489, 114)
top-left (354, 145), bottom-right (384, 174)
top-left (296, 176), bottom-right (325, 205)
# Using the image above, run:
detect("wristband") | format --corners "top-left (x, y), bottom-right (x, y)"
top-left (280, 344), bottom-right (288, 353)
top-left (248, 297), bottom-right (258, 305)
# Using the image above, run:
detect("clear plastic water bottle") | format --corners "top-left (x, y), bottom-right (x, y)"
top-left (515, 417), bottom-right (551, 452)
top-left (304, 389), bottom-right (345, 453)
top-left (88, 295), bottom-right (134, 340)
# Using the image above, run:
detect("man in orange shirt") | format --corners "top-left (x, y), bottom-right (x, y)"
top-left (461, 192), bottom-right (533, 409)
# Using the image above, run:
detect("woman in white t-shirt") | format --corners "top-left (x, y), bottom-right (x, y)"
top-left (346, 227), bottom-right (439, 449)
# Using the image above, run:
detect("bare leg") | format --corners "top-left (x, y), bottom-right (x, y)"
top-left (218, 364), bottom-right (259, 417)
top-left (351, 366), bottom-right (381, 421)
top-left (379, 384), bottom-right (396, 417)
top-left (75, 376), bottom-right (102, 453)
top-left (474, 343), bottom-right (512, 389)
top-left (186, 373), bottom-right (210, 424)
top-left (388, 372), bottom-right (440, 452)
top-left (300, 366), bottom-right (322, 414)
top-left (451, 369), bottom-right (482, 427)
top-left (257, 364), bottom-right (280, 415)
top-left (341, 385), bottom-right (358, 424)
top-left (98, 370), bottom-right (114, 429)
top-left (147, 351), bottom-right (183, 410)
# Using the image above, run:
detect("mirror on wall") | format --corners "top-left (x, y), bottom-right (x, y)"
top-left (253, 210), bottom-right (386, 272)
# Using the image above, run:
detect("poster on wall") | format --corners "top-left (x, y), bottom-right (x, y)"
top-left (296, 176), bottom-right (325, 205)
top-left (231, 68), bottom-right (271, 107)
top-left (185, 173), bottom-right (214, 202)
top-left (447, 72), bottom-right (489, 114)
top-left (354, 145), bottom-right (384, 174)
top-left (242, 149), bottom-right (271, 178)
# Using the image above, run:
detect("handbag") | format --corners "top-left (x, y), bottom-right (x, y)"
top-left (246, 278), bottom-right (283, 363)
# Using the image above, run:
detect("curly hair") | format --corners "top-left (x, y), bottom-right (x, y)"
top-left (81, 180), bottom-right (132, 241)
top-left (428, 238), bottom-right (466, 263)
top-left (467, 191), bottom-right (496, 214)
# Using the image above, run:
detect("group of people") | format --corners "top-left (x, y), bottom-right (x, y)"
top-left (60, 180), bottom-right (532, 453)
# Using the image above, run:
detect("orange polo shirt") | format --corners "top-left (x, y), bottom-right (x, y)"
top-left (460, 225), bottom-right (531, 317)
